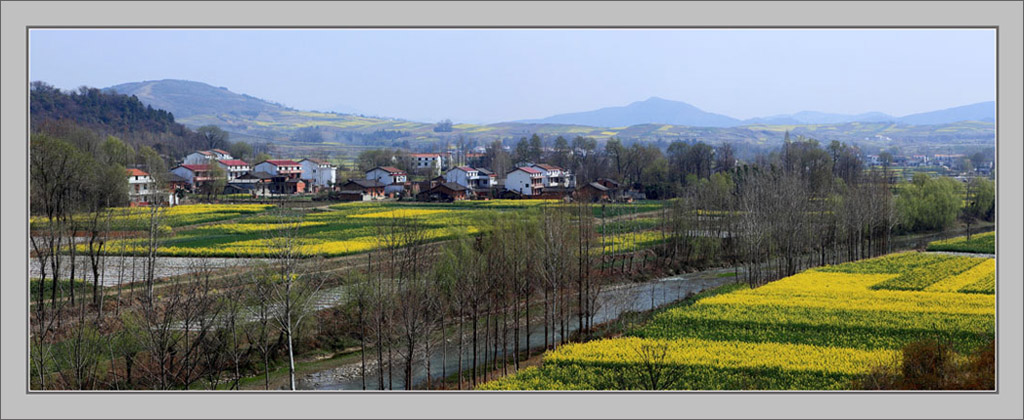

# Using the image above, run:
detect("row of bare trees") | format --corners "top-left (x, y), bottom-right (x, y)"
top-left (656, 139), bottom-right (897, 287)
top-left (30, 206), bottom-right (330, 391)
top-left (346, 203), bottom-right (601, 390)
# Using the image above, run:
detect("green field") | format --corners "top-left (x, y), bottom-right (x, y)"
top-left (479, 252), bottom-right (995, 390)
top-left (927, 231), bottom-right (995, 254)
top-left (59, 201), bottom-right (667, 258)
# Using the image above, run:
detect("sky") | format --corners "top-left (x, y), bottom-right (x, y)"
top-left (29, 29), bottom-right (995, 124)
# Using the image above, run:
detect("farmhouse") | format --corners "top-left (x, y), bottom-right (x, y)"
top-left (126, 168), bottom-right (158, 205)
top-left (216, 159), bottom-right (251, 181)
top-left (445, 166), bottom-right (498, 190)
top-left (165, 172), bottom-right (190, 194)
top-left (339, 179), bottom-right (387, 200)
top-left (577, 181), bottom-right (610, 202)
top-left (529, 163), bottom-right (572, 188)
top-left (170, 164), bottom-right (214, 188)
top-left (299, 158), bottom-right (337, 191)
top-left (265, 176), bottom-right (305, 195)
top-left (409, 153), bottom-right (443, 175)
top-left (416, 182), bottom-right (468, 202)
top-left (255, 160), bottom-right (303, 179)
top-left (505, 166), bottom-right (544, 196)
top-left (224, 171), bottom-right (270, 196)
top-left (366, 166), bottom-right (408, 195)
top-left (183, 149), bottom-right (233, 165)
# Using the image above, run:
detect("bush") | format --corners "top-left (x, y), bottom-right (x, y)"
top-left (856, 339), bottom-right (995, 390)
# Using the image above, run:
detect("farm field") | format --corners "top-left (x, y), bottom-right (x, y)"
top-left (62, 201), bottom-right (668, 259)
top-left (927, 231), bottom-right (995, 254)
top-left (479, 252), bottom-right (995, 390)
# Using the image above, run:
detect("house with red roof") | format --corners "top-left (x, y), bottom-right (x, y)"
top-left (170, 164), bottom-right (214, 189)
top-left (126, 168), bottom-right (156, 205)
top-left (126, 168), bottom-right (180, 206)
top-left (529, 163), bottom-right (573, 188)
top-left (216, 159), bottom-right (251, 181)
top-left (255, 160), bottom-right (302, 179)
top-left (366, 166), bottom-right (408, 196)
top-left (506, 166), bottom-right (544, 196)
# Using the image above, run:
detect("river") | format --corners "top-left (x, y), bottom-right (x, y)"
top-left (300, 267), bottom-right (738, 390)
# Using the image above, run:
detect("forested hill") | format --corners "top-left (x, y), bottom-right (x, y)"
top-left (105, 79), bottom-right (290, 119)
top-left (30, 82), bottom-right (205, 158)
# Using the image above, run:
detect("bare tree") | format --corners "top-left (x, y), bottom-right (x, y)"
top-left (265, 214), bottom-right (328, 390)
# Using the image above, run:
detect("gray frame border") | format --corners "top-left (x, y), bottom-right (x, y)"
top-left (3, 2), bottom-right (1021, 419)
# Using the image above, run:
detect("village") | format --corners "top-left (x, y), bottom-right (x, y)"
top-left (127, 149), bottom-right (639, 206)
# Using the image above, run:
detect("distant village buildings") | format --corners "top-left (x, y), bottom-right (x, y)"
top-left (136, 144), bottom-right (646, 205)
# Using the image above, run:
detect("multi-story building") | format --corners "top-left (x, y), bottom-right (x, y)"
top-left (366, 166), bottom-right (408, 195)
top-left (170, 164), bottom-right (214, 189)
top-left (254, 160), bottom-right (302, 179)
top-left (216, 159), bottom-right (251, 181)
top-left (409, 153), bottom-right (443, 175)
top-left (299, 158), bottom-right (337, 190)
top-left (529, 163), bottom-right (572, 188)
top-left (505, 166), bottom-right (544, 196)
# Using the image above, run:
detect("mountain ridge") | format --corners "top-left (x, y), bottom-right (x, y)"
top-left (526, 96), bottom-right (995, 128)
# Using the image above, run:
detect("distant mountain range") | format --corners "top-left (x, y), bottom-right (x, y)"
top-left (524, 96), bottom-right (995, 128)
top-left (79, 79), bottom-right (993, 149)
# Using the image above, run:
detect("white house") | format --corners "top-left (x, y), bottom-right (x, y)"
top-left (216, 159), bottom-right (251, 181)
top-left (445, 166), bottom-right (497, 190)
top-left (170, 164), bottom-right (214, 188)
top-left (529, 163), bottom-right (572, 188)
top-left (299, 158), bottom-right (337, 190)
top-left (409, 153), bottom-right (443, 175)
top-left (254, 160), bottom-right (303, 179)
top-left (126, 168), bottom-right (157, 204)
top-left (506, 166), bottom-right (544, 196)
top-left (183, 149), bottom-right (233, 165)
top-left (366, 166), bottom-right (408, 195)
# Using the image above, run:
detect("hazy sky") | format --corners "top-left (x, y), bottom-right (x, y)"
top-left (29, 29), bottom-right (995, 123)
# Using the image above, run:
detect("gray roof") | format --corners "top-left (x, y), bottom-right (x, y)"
top-left (345, 179), bottom-right (387, 188)
top-left (165, 172), bottom-right (188, 183)
top-left (441, 182), bottom-right (468, 191)
top-left (587, 182), bottom-right (610, 192)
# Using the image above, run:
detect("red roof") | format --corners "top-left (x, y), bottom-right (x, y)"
top-left (457, 166), bottom-right (476, 172)
top-left (126, 168), bottom-right (149, 177)
top-left (409, 153), bottom-right (440, 158)
top-left (218, 159), bottom-right (250, 166)
top-left (211, 148), bottom-right (231, 155)
top-left (264, 160), bottom-right (301, 166)
top-left (516, 166), bottom-right (543, 175)
top-left (197, 150), bottom-right (214, 156)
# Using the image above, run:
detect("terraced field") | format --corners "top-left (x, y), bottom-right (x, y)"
top-left (479, 252), bottom-right (995, 390)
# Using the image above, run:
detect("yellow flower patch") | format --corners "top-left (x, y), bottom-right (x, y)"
top-left (925, 259), bottom-right (995, 293)
top-left (546, 337), bottom-right (898, 376)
